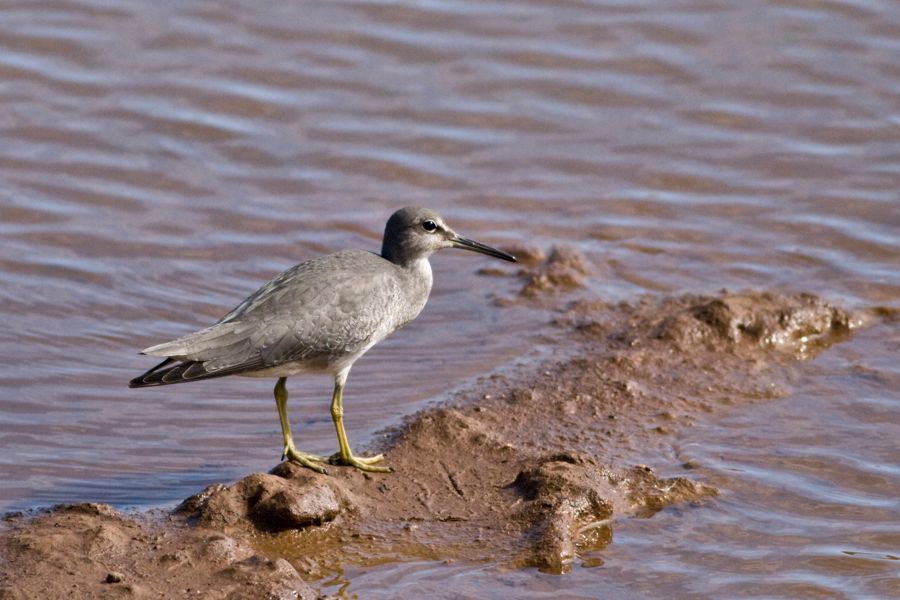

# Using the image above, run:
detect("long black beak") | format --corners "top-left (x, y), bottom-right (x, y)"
top-left (451, 235), bottom-right (517, 262)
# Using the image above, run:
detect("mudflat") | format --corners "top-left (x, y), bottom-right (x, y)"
top-left (0, 250), bottom-right (866, 598)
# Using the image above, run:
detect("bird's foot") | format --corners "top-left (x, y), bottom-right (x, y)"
top-left (283, 446), bottom-right (329, 474)
top-left (328, 452), bottom-right (393, 473)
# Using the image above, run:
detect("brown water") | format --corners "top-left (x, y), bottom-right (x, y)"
top-left (1, 0), bottom-right (898, 597)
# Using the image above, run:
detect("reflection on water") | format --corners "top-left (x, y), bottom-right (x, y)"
top-left (1, 0), bottom-right (898, 597)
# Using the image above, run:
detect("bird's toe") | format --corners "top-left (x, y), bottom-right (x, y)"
top-left (284, 447), bottom-right (329, 474)
top-left (329, 452), bottom-right (392, 473)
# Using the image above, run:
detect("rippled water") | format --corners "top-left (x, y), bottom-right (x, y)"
top-left (1, 0), bottom-right (898, 597)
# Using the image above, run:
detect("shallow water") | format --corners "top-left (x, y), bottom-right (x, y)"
top-left (1, 0), bottom-right (898, 597)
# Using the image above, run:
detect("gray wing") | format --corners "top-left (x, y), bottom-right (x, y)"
top-left (139, 250), bottom-right (406, 376)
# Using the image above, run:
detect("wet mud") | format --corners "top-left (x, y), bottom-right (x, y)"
top-left (0, 253), bottom-right (865, 598)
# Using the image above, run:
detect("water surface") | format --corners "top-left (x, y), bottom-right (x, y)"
top-left (1, 0), bottom-right (898, 597)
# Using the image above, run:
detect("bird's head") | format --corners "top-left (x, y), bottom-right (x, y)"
top-left (381, 206), bottom-right (517, 266)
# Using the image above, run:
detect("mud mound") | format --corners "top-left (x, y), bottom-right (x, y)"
top-left (0, 503), bottom-right (317, 600)
top-left (652, 292), bottom-right (853, 355)
top-left (509, 455), bottom-right (715, 572)
top-left (178, 469), bottom-right (352, 533)
top-left (519, 246), bottom-right (589, 297)
top-left (0, 290), bottom-right (864, 597)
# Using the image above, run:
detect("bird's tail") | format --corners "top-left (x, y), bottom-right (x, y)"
top-left (128, 357), bottom-right (240, 387)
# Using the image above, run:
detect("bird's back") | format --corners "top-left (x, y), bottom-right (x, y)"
top-left (134, 249), bottom-right (432, 384)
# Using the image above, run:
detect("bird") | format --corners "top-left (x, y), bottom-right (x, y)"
top-left (129, 207), bottom-right (517, 474)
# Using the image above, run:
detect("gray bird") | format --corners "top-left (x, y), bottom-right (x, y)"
top-left (129, 207), bottom-right (516, 473)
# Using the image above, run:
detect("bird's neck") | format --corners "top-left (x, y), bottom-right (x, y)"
top-left (407, 257), bottom-right (433, 293)
top-left (390, 256), bottom-right (433, 303)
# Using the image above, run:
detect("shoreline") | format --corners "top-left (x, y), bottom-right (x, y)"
top-left (0, 285), bottom-right (862, 598)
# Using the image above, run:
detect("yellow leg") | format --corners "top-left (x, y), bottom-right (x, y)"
top-left (274, 377), bottom-right (327, 474)
top-left (328, 371), bottom-right (392, 473)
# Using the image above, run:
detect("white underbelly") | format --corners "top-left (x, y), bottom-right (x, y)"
top-left (238, 362), bottom-right (326, 378)
top-left (237, 342), bottom-right (378, 379)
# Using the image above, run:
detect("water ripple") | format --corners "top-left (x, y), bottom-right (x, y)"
top-left (1, 0), bottom-right (899, 597)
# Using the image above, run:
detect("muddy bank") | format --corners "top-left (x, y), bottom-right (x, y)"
top-left (0, 275), bottom-right (863, 597)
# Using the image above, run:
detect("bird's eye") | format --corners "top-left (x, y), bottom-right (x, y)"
top-left (422, 220), bottom-right (438, 232)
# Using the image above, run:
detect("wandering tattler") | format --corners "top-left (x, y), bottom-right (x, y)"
top-left (130, 207), bottom-right (516, 473)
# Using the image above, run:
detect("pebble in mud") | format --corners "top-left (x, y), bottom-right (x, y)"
top-left (105, 572), bottom-right (124, 584)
